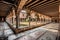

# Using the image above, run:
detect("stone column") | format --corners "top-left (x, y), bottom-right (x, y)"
top-left (27, 9), bottom-right (31, 27)
top-left (15, 12), bottom-right (19, 28)
top-left (12, 8), bottom-right (15, 26)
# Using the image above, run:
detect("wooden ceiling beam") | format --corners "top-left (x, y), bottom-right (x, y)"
top-left (17, 0), bottom-right (28, 14)
top-left (25, 0), bottom-right (32, 5)
top-left (28, 0), bottom-right (47, 8)
top-left (31, 0), bottom-right (59, 9)
top-left (0, 1), bottom-right (16, 7)
top-left (38, 0), bottom-right (59, 6)
top-left (30, 0), bottom-right (55, 8)
top-left (31, 2), bottom-right (59, 10)
top-left (27, 0), bottom-right (39, 7)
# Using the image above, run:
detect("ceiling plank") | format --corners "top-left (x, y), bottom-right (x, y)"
top-left (28, 0), bottom-right (47, 8)
top-left (25, 0), bottom-right (32, 5)
top-left (30, 0), bottom-right (54, 8)
top-left (27, 0), bottom-right (39, 7)
top-left (31, 0), bottom-right (59, 9)
top-left (31, 1), bottom-right (59, 10)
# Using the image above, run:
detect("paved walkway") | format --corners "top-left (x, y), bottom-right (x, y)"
top-left (0, 22), bottom-right (17, 40)
top-left (41, 23), bottom-right (59, 30)
top-left (0, 22), bottom-right (59, 40)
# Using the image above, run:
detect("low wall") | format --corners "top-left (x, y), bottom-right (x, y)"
top-left (6, 22), bottom-right (51, 34)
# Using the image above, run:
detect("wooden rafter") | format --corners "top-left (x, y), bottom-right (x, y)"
top-left (17, 0), bottom-right (28, 14)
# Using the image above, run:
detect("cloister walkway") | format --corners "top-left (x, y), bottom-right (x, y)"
top-left (0, 22), bottom-right (59, 40)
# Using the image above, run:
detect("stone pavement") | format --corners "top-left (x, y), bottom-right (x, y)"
top-left (0, 22), bottom-right (59, 40)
